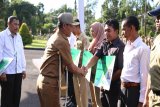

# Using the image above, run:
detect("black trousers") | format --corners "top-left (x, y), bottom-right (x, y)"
top-left (67, 71), bottom-right (77, 106)
top-left (118, 86), bottom-right (140, 107)
top-left (101, 83), bottom-right (120, 107)
top-left (0, 73), bottom-right (23, 107)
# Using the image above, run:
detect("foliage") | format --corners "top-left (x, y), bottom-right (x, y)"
top-left (84, 0), bottom-right (97, 37)
top-left (25, 39), bottom-right (47, 49)
top-left (148, 31), bottom-right (154, 37)
top-left (1, 0), bottom-right (158, 37)
top-left (7, 1), bottom-right (39, 34)
top-left (101, 0), bottom-right (155, 36)
top-left (12, 10), bottom-right (17, 16)
top-left (0, 0), bottom-right (9, 30)
top-left (19, 23), bottom-right (32, 46)
top-left (49, 4), bottom-right (73, 26)
top-left (36, 2), bottom-right (45, 35)
top-left (41, 23), bottom-right (53, 34)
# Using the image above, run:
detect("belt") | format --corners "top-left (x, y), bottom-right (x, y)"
top-left (122, 82), bottom-right (140, 88)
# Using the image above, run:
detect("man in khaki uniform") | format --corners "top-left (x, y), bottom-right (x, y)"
top-left (72, 19), bottom-right (90, 107)
top-left (143, 6), bottom-right (160, 107)
top-left (36, 13), bottom-right (85, 107)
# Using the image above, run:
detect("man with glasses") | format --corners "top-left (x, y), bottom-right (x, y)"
top-left (143, 6), bottom-right (160, 107)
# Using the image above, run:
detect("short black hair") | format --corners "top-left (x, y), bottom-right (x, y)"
top-left (58, 21), bottom-right (63, 28)
top-left (73, 19), bottom-right (80, 23)
top-left (105, 19), bottom-right (119, 31)
top-left (123, 16), bottom-right (140, 31)
top-left (8, 16), bottom-right (18, 24)
top-left (73, 18), bottom-right (80, 28)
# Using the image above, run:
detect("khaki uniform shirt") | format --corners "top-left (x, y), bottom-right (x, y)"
top-left (150, 34), bottom-right (160, 92)
top-left (74, 32), bottom-right (89, 50)
top-left (74, 32), bottom-right (89, 67)
top-left (40, 29), bottom-right (72, 80)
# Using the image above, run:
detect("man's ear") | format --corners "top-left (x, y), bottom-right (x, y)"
top-left (115, 29), bottom-right (119, 34)
top-left (130, 25), bottom-right (135, 31)
top-left (62, 24), bottom-right (66, 29)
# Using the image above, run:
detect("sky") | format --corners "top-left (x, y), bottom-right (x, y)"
top-left (24, 0), bottom-right (159, 19)
top-left (24, 0), bottom-right (105, 19)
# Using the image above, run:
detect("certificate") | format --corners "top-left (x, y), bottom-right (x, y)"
top-left (0, 57), bottom-right (13, 74)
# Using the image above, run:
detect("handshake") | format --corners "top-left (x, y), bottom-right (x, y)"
top-left (78, 66), bottom-right (88, 76)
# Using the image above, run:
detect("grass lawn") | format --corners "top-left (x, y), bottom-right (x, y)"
top-left (25, 39), bottom-right (47, 49)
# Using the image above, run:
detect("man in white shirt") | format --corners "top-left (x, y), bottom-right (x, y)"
top-left (68, 33), bottom-right (76, 48)
top-left (119, 16), bottom-right (150, 107)
top-left (71, 18), bottom-right (90, 107)
top-left (0, 16), bottom-right (26, 107)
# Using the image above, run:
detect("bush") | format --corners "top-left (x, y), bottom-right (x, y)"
top-left (19, 23), bottom-right (32, 46)
top-left (148, 31), bottom-right (155, 37)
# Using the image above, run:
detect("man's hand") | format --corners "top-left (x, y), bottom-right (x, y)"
top-left (0, 73), bottom-right (7, 81)
top-left (143, 97), bottom-right (149, 107)
top-left (22, 71), bottom-right (26, 79)
top-left (81, 66), bottom-right (88, 75)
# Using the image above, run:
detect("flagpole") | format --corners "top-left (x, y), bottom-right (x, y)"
top-left (78, 0), bottom-right (85, 32)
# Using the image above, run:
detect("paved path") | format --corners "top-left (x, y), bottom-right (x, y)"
top-left (20, 49), bottom-right (43, 107)
top-left (0, 49), bottom-right (66, 107)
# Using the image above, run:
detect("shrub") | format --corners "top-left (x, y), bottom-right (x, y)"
top-left (19, 23), bottom-right (32, 46)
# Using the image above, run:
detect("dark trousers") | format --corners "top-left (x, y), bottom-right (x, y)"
top-left (101, 83), bottom-right (120, 107)
top-left (0, 73), bottom-right (22, 107)
top-left (118, 86), bottom-right (140, 107)
top-left (67, 72), bottom-right (76, 106)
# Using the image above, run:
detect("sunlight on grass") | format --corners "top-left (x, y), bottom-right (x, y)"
top-left (25, 39), bottom-right (47, 49)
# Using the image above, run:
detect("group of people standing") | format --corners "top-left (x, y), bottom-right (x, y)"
top-left (0, 5), bottom-right (160, 107)
top-left (36, 6), bottom-right (160, 107)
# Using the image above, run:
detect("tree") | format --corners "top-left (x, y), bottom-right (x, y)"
top-left (7, 1), bottom-right (37, 33)
top-left (43, 4), bottom-right (73, 34)
top-left (35, 2), bottom-right (45, 35)
top-left (19, 23), bottom-right (32, 46)
top-left (12, 10), bottom-right (17, 16)
top-left (101, 0), bottom-right (119, 21)
top-left (101, 0), bottom-right (155, 36)
top-left (0, 0), bottom-right (9, 30)
top-left (84, 0), bottom-right (97, 37)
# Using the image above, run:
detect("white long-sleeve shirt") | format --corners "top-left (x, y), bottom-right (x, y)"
top-left (0, 28), bottom-right (26, 74)
top-left (121, 37), bottom-right (150, 103)
top-left (68, 33), bottom-right (76, 48)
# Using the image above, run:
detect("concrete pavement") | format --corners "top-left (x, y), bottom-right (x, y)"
top-left (20, 49), bottom-right (43, 107)
top-left (0, 49), bottom-right (67, 107)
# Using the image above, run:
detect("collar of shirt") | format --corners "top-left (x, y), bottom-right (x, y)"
top-left (57, 29), bottom-right (68, 41)
top-left (105, 37), bottom-right (120, 46)
top-left (76, 32), bottom-right (84, 40)
top-left (126, 36), bottom-right (142, 48)
top-left (153, 34), bottom-right (160, 46)
top-left (6, 28), bottom-right (17, 38)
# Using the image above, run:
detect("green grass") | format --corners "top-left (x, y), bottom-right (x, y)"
top-left (25, 39), bottom-right (47, 49)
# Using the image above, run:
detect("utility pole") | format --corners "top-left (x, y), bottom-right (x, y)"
top-left (144, 0), bottom-right (147, 36)
top-left (73, 0), bottom-right (77, 17)
top-left (75, 0), bottom-right (77, 12)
